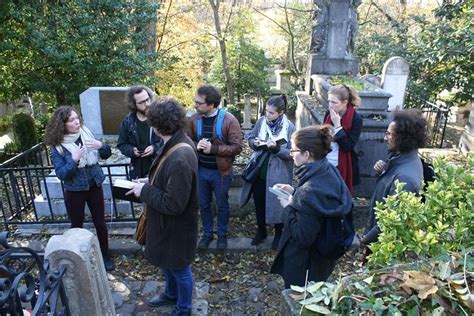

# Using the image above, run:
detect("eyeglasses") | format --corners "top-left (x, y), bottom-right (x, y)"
top-left (136, 97), bottom-right (151, 106)
top-left (385, 131), bottom-right (392, 136)
top-left (194, 100), bottom-right (207, 106)
top-left (290, 149), bottom-right (301, 154)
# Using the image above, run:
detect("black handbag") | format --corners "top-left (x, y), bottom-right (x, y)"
top-left (241, 151), bottom-right (270, 183)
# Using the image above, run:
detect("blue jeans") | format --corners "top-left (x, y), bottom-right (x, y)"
top-left (198, 167), bottom-right (232, 237)
top-left (162, 266), bottom-right (193, 313)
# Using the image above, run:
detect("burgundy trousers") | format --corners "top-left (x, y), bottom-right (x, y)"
top-left (64, 184), bottom-right (109, 253)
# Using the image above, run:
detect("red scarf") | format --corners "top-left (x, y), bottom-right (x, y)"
top-left (325, 104), bottom-right (354, 192)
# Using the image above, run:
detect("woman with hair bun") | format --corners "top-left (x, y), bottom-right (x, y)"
top-left (324, 84), bottom-right (362, 193)
top-left (270, 125), bottom-right (353, 288)
top-left (240, 95), bottom-right (296, 250)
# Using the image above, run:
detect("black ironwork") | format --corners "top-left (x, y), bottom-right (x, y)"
top-left (0, 143), bottom-right (140, 229)
top-left (0, 232), bottom-right (70, 315)
top-left (406, 93), bottom-right (451, 148)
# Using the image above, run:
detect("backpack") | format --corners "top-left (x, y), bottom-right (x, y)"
top-left (196, 108), bottom-right (226, 141)
top-left (420, 157), bottom-right (436, 202)
top-left (315, 207), bottom-right (355, 260)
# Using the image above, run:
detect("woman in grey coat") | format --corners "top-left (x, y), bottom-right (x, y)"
top-left (240, 95), bottom-right (296, 249)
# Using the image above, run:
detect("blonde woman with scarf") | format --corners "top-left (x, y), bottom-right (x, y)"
top-left (44, 106), bottom-right (114, 271)
top-left (324, 84), bottom-right (362, 193)
top-left (240, 95), bottom-right (296, 250)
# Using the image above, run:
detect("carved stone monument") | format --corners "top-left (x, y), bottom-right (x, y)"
top-left (79, 87), bottom-right (128, 136)
top-left (306, 0), bottom-right (361, 92)
top-left (381, 57), bottom-right (410, 111)
top-left (45, 228), bottom-right (116, 315)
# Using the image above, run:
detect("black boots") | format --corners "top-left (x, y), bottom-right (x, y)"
top-left (251, 230), bottom-right (267, 246)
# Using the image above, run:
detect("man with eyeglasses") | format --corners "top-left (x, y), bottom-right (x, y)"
top-left (360, 110), bottom-right (427, 249)
top-left (187, 84), bottom-right (242, 251)
top-left (118, 85), bottom-right (163, 179)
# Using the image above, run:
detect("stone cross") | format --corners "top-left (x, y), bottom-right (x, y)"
top-left (381, 57), bottom-right (410, 111)
top-left (242, 94), bottom-right (252, 129)
top-left (80, 87), bottom-right (128, 136)
top-left (45, 228), bottom-right (116, 315)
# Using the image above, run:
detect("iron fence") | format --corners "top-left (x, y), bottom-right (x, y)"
top-left (0, 143), bottom-right (141, 230)
top-left (406, 93), bottom-right (451, 148)
top-left (0, 232), bottom-right (70, 315)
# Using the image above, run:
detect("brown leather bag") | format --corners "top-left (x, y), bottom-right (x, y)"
top-left (134, 143), bottom-right (193, 245)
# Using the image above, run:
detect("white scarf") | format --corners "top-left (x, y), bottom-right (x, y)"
top-left (258, 114), bottom-right (289, 142)
top-left (58, 126), bottom-right (99, 168)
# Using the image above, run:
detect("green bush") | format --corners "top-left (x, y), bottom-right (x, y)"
top-left (226, 105), bottom-right (243, 124)
top-left (11, 112), bottom-right (38, 151)
top-left (35, 113), bottom-right (51, 141)
top-left (368, 153), bottom-right (474, 266)
top-left (0, 141), bottom-right (19, 163)
top-left (0, 115), bottom-right (10, 136)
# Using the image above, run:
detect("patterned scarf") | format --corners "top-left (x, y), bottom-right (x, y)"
top-left (258, 114), bottom-right (289, 142)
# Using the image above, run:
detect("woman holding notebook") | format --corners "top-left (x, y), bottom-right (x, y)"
top-left (240, 95), bottom-right (296, 249)
top-left (270, 125), bottom-right (353, 288)
top-left (44, 106), bottom-right (114, 271)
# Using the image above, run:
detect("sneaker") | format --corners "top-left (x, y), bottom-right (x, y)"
top-left (103, 254), bottom-right (115, 271)
top-left (216, 235), bottom-right (227, 250)
top-left (148, 293), bottom-right (177, 308)
top-left (251, 231), bottom-right (267, 246)
top-left (271, 235), bottom-right (281, 250)
top-left (197, 235), bottom-right (213, 250)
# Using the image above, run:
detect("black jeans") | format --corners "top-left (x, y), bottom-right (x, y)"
top-left (251, 177), bottom-right (283, 236)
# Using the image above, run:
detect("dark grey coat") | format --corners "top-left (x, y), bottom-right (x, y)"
top-left (270, 159), bottom-right (353, 288)
top-left (140, 130), bottom-right (199, 270)
top-left (363, 150), bottom-right (423, 244)
top-left (239, 117), bottom-right (296, 224)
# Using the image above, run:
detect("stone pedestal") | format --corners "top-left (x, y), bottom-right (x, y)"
top-left (275, 70), bottom-right (292, 90)
top-left (79, 87), bottom-right (128, 136)
top-left (45, 228), bottom-right (116, 315)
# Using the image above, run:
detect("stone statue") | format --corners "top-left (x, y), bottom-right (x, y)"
top-left (310, 0), bottom-right (329, 54)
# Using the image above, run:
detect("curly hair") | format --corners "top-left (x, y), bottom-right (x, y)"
top-left (147, 97), bottom-right (186, 136)
top-left (197, 84), bottom-right (221, 108)
top-left (44, 106), bottom-right (81, 146)
top-left (392, 110), bottom-right (427, 153)
top-left (126, 85), bottom-right (154, 114)
top-left (328, 84), bottom-right (361, 107)
top-left (292, 125), bottom-right (333, 160)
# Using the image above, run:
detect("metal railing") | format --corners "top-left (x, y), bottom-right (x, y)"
top-left (0, 232), bottom-right (70, 315)
top-left (0, 144), bottom-right (141, 230)
top-left (406, 93), bottom-right (451, 148)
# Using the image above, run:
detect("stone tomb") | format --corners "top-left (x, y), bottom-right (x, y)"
top-left (79, 87), bottom-right (128, 136)
top-left (381, 57), bottom-right (410, 111)
top-left (45, 228), bottom-right (116, 315)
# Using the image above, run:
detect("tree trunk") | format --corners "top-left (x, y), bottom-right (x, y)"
top-left (209, 0), bottom-right (234, 105)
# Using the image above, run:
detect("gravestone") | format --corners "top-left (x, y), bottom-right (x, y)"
top-left (459, 103), bottom-right (474, 153)
top-left (79, 87), bottom-right (128, 136)
top-left (306, 0), bottom-right (361, 92)
top-left (45, 228), bottom-right (116, 315)
top-left (242, 94), bottom-right (252, 129)
top-left (275, 70), bottom-right (291, 90)
top-left (381, 57), bottom-right (410, 111)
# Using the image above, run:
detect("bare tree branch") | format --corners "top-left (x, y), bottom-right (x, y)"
top-left (157, 0), bottom-right (174, 53)
top-left (275, 3), bottom-right (313, 13)
top-left (253, 7), bottom-right (289, 34)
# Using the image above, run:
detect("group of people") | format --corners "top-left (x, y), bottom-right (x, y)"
top-left (43, 83), bottom-right (427, 316)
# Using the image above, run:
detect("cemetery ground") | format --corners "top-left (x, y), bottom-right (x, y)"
top-left (11, 213), bottom-right (363, 315)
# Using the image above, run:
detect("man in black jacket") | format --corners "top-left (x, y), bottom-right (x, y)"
top-left (118, 85), bottom-right (163, 179)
